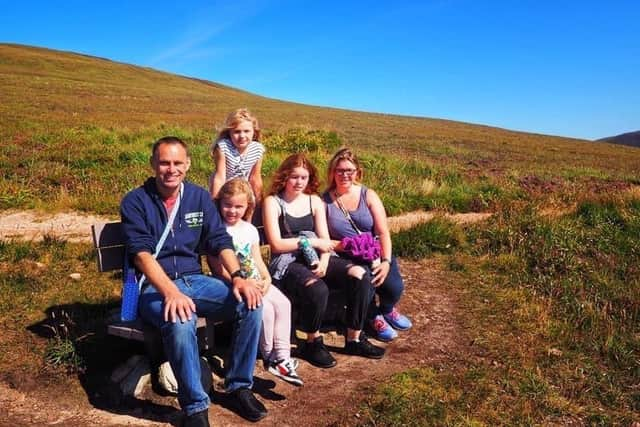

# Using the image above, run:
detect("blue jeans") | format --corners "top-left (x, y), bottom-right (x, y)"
top-left (139, 274), bottom-right (262, 416)
top-left (367, 256), bottom-right (404, 319)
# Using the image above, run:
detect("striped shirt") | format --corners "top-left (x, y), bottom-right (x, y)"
top-left (215, 138), bottom-right (265, 180)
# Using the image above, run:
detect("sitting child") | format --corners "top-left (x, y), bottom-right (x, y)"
top-left (208, 178), bottom-right (302, 386)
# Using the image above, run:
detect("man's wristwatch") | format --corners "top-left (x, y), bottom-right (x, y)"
top-left (230, 269), bottom-right (248, 280)
top-left (381, 257), bottom-right (391, 265)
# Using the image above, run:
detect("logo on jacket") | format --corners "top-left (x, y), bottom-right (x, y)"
top-left (185, 211), bottom-right (204, 228)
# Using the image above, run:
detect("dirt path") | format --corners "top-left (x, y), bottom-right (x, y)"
top-left (1, 258), bottom-right (462, 427)
top-left (0, 209), bottom-right (486, 426)
top-left (0, 209), bottom-right (490, 243)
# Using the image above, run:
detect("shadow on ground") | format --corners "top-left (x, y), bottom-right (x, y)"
top-left (27, 302), bottom-right (183, 425)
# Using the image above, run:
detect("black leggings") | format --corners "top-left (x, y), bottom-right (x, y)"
top-left (280, 256), bottom-right (374, 333)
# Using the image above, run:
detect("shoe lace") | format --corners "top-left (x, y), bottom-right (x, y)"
top-left (373, 317), bottom-right (387, 332)
top-left (280, 359), bottom-right (296, 374)
top-left (388, 309), bottom-right (400, 321)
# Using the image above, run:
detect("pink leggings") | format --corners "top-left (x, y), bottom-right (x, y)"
top-left (260, 285), bottom-right (292, 362)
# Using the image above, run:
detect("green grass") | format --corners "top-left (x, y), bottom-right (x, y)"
top-left (393, 216), bottom-right (466, 258)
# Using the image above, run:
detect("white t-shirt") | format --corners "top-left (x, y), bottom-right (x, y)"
top-left (225, 219), bottom-right (261, 279)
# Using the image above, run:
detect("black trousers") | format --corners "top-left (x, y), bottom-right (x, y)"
top-left (280, 256), bottom-right (374, 333)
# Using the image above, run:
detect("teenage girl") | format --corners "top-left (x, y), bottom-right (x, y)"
top-left (208, 178), bottom-right (302, 386)
top-left (263, 153), bottom-right (385, 369)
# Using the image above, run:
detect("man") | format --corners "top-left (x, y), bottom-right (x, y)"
top-left (120, 136), bottom-right (267, 426)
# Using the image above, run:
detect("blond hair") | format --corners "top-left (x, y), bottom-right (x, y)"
top-left (216, 108), bottom-right (261, 143)
top-left (326, 147), bottom-right (363, 192)
top-left (218, 178), bottom-right (255, 221)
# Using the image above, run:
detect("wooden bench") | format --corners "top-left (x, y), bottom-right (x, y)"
top-left (92, 221), bottom-right (346, 360)
top-left (91, 221), bottom-right (221, 374)
top-left (92, 222), bottom-right (272, 344)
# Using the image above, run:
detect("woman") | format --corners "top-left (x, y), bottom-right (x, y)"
top-left (323, 148), bottom-right (412, 342)
top-left (263, 153), bottom-right (385, 368)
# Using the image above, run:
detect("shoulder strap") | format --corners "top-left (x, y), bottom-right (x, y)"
top-left (135, 183), bottom-right (183, 289)
top-left (333, 191), bottom-right (362, 235)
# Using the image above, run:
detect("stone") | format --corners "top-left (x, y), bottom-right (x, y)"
top-left (157, 361), bottom-right (178, 394)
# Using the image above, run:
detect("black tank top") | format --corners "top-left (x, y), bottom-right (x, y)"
top-left (277, 194), bottom-right (314, 238)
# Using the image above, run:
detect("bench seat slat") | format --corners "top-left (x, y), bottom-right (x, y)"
top-left (107, 317), bottom-right (208, 342)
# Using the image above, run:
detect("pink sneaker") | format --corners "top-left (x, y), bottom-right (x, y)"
top-left (370, 315), bottom-right (397, 342)
top-left (383, 308), bottom-right (412, 331)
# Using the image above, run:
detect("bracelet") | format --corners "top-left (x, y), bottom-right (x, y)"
top-left (381, 257), bottom-right (391, 264)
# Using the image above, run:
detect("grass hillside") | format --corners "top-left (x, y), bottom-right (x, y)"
top-left (1, 43), bottom-right (640, 425)
top-left (2, 43), bottom-right (640, 215)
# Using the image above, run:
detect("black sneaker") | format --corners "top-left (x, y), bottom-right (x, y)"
top-left (299, 336), bottom-right (337, 368)
top-left (183, 409), bottom-right (210, 427)
top-left (344, 335), bottom-right (385, 359)
top-left (230, 388), bottom-right (268, 422)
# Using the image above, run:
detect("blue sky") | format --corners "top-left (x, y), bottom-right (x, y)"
top-left (1, 0), bottom-right (638, 140)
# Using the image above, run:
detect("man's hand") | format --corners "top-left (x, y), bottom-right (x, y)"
top-left (163, 289), bottom-right (196, 323)
top-left (232, 277), bottom-right (263, 310)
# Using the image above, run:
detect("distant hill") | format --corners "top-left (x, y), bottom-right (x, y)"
top-left (0, 43), bottom-right (588, 154)
top-left (1, 42), bottom-right (639, 180)
top-left (597, 131), bottom-right (640, 148)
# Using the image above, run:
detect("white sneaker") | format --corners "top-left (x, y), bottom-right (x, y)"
top-left (267, 358), bottom-right (303, 386)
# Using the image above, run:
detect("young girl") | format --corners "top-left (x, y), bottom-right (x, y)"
top-left (208, 178), bottom-right (302, 386)
top-left (263, 154), bottom-right (385, 369)
top-left (209, 108), bottom-right (265, 220)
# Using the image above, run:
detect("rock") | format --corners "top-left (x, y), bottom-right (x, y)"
top-left (110, 355), bottom-right (144, 383)
top-left (157, 361), bottom-right (178, 394)
top-left (119, 357), bottom-right (150, 398)
top-left (69, 273), bottom-right (81, 280)
top-left (547, 347), bottom-right (563, 357)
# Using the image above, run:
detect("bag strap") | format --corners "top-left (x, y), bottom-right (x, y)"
top-left (133, 183), bottom-right (184, 290)
top-left (333, 191), bottom-right (362, 235)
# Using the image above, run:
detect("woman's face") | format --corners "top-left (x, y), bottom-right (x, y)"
top-left (220, 193), bottom-right (249, 226)
top-left (285, 166), bottom-right (310, 195)
top-left (333, 159), bottom-right (358, 189)
top-left (229, 119), bottom-right (254, 152)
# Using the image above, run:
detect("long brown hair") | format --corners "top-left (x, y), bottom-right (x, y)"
top-left (326, 147), bottom-right (363, 192)
top-left (269, 153), bottom-right (320, 195)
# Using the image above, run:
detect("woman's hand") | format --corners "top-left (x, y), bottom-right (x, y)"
top-left (371, 259), bottom-right (390, 287)
top-left (312, 237), bottom-right (335, 253)
top-left (312, 256), bottom-right (329, 279)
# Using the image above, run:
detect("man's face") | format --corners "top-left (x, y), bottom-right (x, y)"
top-left (151, 142), bottom-right (191, 195)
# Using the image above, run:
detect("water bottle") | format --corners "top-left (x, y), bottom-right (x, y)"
top-left (298, 235), bottom-right (319, 269)
top-left (121, 268), bottom-right (140, 322)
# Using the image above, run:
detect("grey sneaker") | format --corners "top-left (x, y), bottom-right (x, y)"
top-left (267, 358), bottom-right (303, 386)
